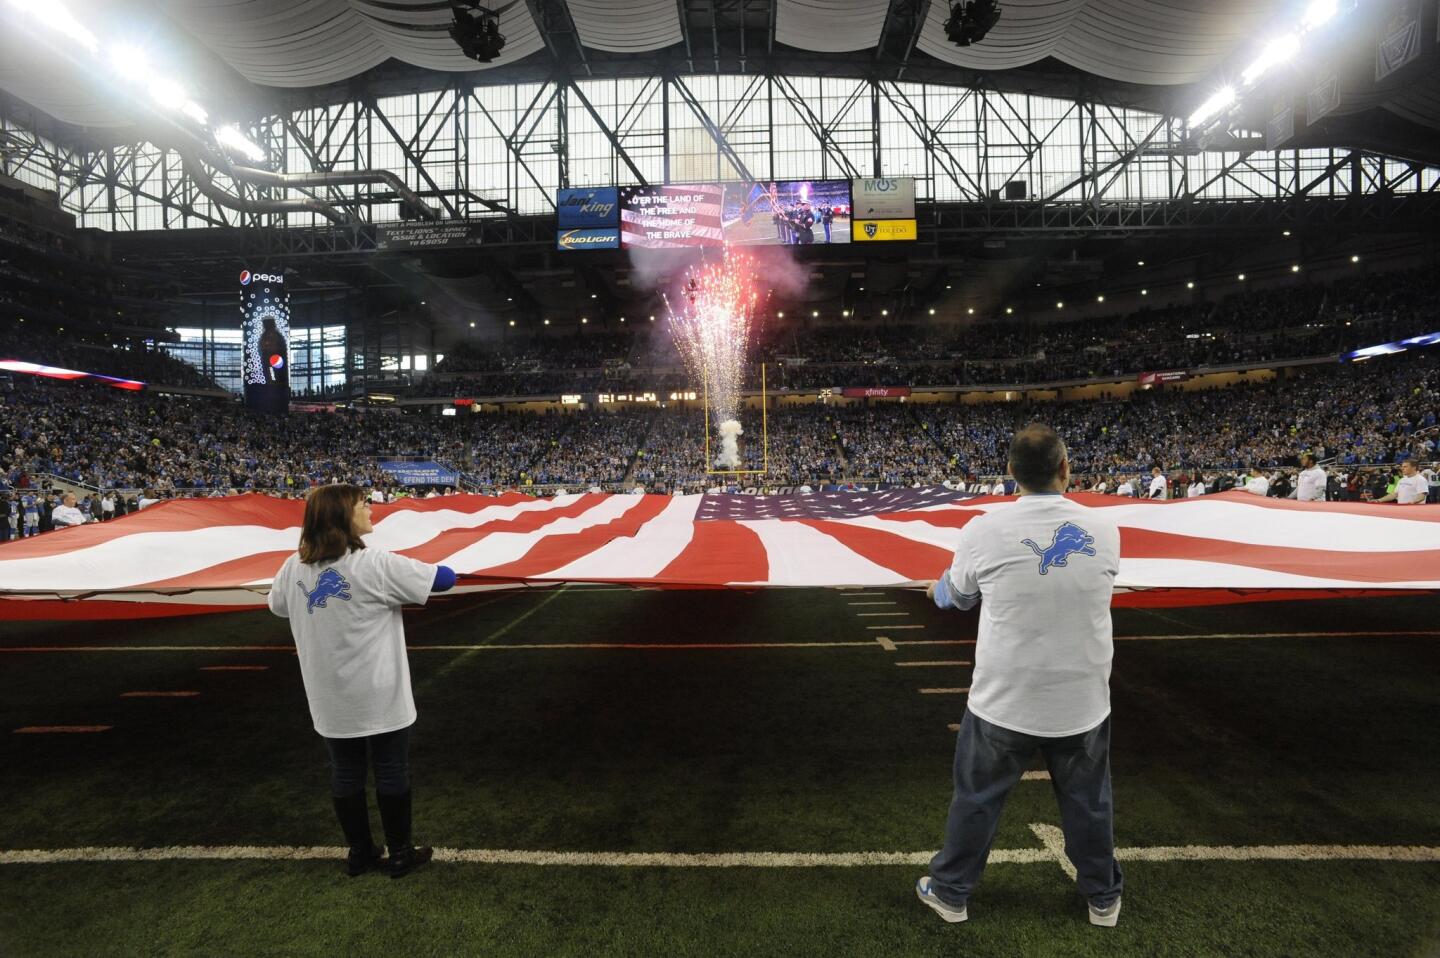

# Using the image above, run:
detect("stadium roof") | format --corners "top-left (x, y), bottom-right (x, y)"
top-left (1, 0), bottom-right (1437, 160)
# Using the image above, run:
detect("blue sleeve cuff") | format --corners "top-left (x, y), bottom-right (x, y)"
top-left (933, 574), bottom-right (954, 609)
top-left (432, 566), bottom-right (457, 592)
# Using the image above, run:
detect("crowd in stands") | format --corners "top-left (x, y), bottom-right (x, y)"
top-left (1, 346), bottom-right (1434, 518)
top-left (0, 327), bottom-right (219, 389)
top-left (414, 268), bottom-right (1440, 397)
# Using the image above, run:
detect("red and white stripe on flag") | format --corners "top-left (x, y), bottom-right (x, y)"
top-left (0, 491), bottom-right (1436, 619)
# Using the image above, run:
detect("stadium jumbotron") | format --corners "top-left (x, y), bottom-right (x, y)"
top-left (2, 0), bottom-right (1439, 953)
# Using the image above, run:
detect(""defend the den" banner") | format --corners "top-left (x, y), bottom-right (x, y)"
top-left (240, 267), bottom-right (291, 415)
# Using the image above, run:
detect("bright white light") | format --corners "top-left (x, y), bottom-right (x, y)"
top-left (1302, 0), bottom-right (1339, 31)
top-left (180, 100), bottom-right (208, 125)
top-left (108, 44), bottom-right (150, 82)
top-left (9, 0), bottom-right (99, 53)
top-left (147, 77), bottom-right (188, 110)
top-left (1188, 86), bottom-right (1235, 128)
top-left (215, 125), bottom-right (266, 162)
top-left (1242, 34), bottom-right (1300, 86)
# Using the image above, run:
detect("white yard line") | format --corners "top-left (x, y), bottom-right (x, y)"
top-left (857, 612), bottom-right (910, 617)
top-left (1021, 771), bottom-right (1051, 781)
top-left (6, 837), bottom-right (1438, 868)
top-left (1030, 824), bottom-right (1079, 881)
top-left (918, 688), bottom-right (970, 694)
top-left (867, 625), bottom-right (926, 631)
top-left (847, 602), bottom-right (897, 606)
top-left (895, 661), bottom-right (970, 667)
top-left (874, 636), bottom-right (897, 652)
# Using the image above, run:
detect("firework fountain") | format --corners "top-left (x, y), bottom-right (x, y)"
top-left (665, 250), bottom-right (760, 470)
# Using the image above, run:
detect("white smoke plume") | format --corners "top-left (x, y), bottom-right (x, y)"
top-left (716, 418), bottom-right (744, 470)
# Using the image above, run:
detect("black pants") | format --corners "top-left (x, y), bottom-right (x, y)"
top-left (930, 710), bottom-right (1122, 907)
top-left (323, 726), bottom-right (410, 797)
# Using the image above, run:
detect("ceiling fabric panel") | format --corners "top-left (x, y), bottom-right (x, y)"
top-left (916, 0), bottom-right (1089, 72)
top-left (775, 0), bottom-right (888, 54)
top-left (568, 0), bottom-right (683, 53)
top-left (1054, 0), bottom-right (1272, 85)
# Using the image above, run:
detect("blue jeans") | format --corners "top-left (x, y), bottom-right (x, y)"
top-left (930, 709), bottom-right (1122, 907)
top-left (323, 726), bottom-right (411, 797)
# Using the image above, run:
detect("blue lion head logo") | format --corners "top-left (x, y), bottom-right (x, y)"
top-left (299, 568), bottom-right (352, 614)
top-left (1020, 522), bottom-right (1097, 575)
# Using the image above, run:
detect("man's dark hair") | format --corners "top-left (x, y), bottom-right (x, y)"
top-left (1403, 458), bottom-right (1418, 469)
top-left (1007, 423), bottom-right (1067, 491)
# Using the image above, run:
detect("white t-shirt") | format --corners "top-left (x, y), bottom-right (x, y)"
top-left (101, 496), bottom-right (116, 513)
top-left (1243, 475), bottom-right (1270, 496)
top-left (370, 489), bottom-right (385, 504)
top-left (1116, 481), bottom-right (1134, 497)
top-left (51, 505), bottom-right (88, 527)
top-left (990, 481), bottom-right (1006, 495)
top-left (1396, 473), bottom-right (1430, 504)
top-left (1296, 467), bottom-right (1327, 502)
top-left (1092, 481), bottom-right (1108, 494)
top-left (1148, 475), bottom-right (1167, 499)
top-left (1187, 481), bottom-right (1205, 498)
top-left (940, 495), bottom-right (1120, 737)
top-left (268, 547), bottom-right (437, 738)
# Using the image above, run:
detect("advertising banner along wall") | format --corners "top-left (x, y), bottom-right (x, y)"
top-left (240, 268), bottom-right (290, 415)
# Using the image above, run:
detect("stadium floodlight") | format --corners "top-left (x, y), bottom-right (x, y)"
top-left (1005, 307), bottom-right (1013, 314)
top-left (1351, 254), bottom-right (1360, 262)
top-left (7, 0), bottom-right (98, 53)
top-left (108, 43), bottom-right (150, 81)
top-left (1188, 86), bottom-right (1236, 128)
top-left (449, 1), bottom-right (505, 63)
top-left (1187, 281), bottom-right (1196, 289)
top-left (1097, 295), bottom-right (1105, 303)
top-left (967, 307), bottom-right (975, 315)
top-left (928, 308), bottom-right (936, 315)
top-left (469, 321), bottom-right (476, 328)
top-left (508, 320), bottom-right (515, 326)
top-left (215, 125), bottom-right (266, 162)
top-left (1141, 289), bottom-right (1148, 295)
top-left (1055, 301), bottom-right (1063, 309)
top-left (944, 0), bottom-right (1001, 47)
top-left (1291, 264), bottom-right (1301, 272)
top-left (1242, 34), bottom-right (1300, 85)
top-left (1302, 0), bottom-right (1339, 30)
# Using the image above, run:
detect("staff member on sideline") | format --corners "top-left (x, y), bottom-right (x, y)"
top-left (268, 484), bottom-right (456, 878)
top-left (1295, 453), bottom-right (1327, 502)
top-left (1377, 458), bottom-right (1430, 504)
top-left (1147, 466), bottom-right (1167, 499)
top-left (50, 492), bottom-right (89, 528)
top-left (917, 423), bottom-right (1124, 927)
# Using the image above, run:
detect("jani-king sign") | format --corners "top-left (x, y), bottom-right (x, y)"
top-left (557, 187), bottom-right (620, 228)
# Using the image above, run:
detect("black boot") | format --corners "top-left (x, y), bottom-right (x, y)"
top-left (332, 793), bottom-right (384, 877)
top-left (375, 789), bottom-right (433, 879)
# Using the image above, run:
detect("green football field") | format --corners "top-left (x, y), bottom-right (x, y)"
top-left (2, 588), bottom-right (1438, 957)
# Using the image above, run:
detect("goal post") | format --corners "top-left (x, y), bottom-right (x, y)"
top-left (703, 362), bottom-right (769, 476)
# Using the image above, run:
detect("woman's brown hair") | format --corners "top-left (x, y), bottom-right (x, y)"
top-left (299, 484), bottom-right (367, 565)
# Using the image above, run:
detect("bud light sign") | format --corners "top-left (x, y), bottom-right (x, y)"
top-left (556, 228), bottom-right (621, 251)
top-left (557, 187), bottom-right (620, 228)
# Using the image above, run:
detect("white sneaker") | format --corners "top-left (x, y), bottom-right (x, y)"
top-left (1088, 897), bottom-right (1121, 927)
top-left (915, 877), bottom-right (968, 923)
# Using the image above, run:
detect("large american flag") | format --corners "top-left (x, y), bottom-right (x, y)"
top-left (0, 490), bottom-right (1435, 619)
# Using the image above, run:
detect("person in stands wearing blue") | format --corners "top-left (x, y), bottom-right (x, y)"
top-left (916, 423), bottom-right (1124, 927)
top-left (268, 483), bottom-right (456, 878)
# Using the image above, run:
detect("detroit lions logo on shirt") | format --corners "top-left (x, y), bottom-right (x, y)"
top-left (299, 568), bottom-right (352, 613)
top-left (1020, 522), bottom-right (1097, 575)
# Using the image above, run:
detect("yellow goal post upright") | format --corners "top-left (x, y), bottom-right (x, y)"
top-left (702, 362), bottom-right (769, 476)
